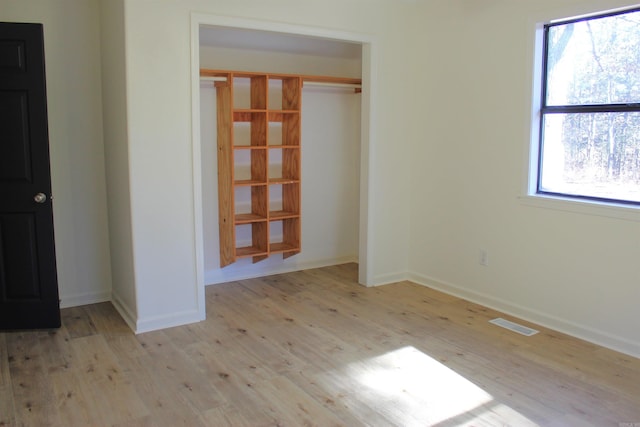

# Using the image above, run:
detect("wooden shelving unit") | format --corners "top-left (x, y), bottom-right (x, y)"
top-left (203, 69), bottom-right (361, 267)
top-left (208, 70), bottom-right (300, 266)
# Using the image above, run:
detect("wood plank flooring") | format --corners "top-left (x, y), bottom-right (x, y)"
top-left (1, 263), bottom-right (639, 426)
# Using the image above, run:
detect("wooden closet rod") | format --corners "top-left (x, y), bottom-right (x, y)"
top-left (302, 81), bottom-right (361, 90)
top-left (200, 68), bottom-right (362, 91)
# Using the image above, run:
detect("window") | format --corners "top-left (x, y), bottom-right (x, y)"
top-left (537, 8), bottom-right (640, 205)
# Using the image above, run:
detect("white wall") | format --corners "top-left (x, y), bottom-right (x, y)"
top-left (199, 45), bottom-right (361, 283)
top-left (410, 0), bottom-right (640, 357)
top-left (200, 45), bottom-right (362, 78)
top-left (99, 0), bottom-right (138, 327)
top-left (120, 0), bottom-right (415, 330)
top-left (2, 0), bottom-right (113, 307)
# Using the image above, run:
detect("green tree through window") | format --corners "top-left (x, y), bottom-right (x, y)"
top-left (539, 8), bottom-right (640, 204)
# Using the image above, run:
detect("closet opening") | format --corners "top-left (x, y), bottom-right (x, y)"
top-left (191, 17), bottom-right (374, 296)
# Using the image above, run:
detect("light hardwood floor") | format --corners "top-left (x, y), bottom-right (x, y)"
top-left (1, 263), bottom-right (639, 426)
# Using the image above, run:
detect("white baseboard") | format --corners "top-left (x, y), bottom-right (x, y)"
top-left (134, 309), bottom-right (204, 334)
top-left (110, 292), bottom-right (137, 333)
top-left (369, 271), bottom-right (409, 287)
top-left (408, 272), bottom-right (640, 359)
top-left (205, 255), bottom-right (358, 286)
top-left (60, 290), bottom-right (111, 308)
top-left (111, 292), bottom-right (204, 334)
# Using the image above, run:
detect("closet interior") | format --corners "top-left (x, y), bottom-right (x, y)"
top-left (199, 26), bottom-right (363, 277)
top-left (202, 69), bottom-right (361, 267)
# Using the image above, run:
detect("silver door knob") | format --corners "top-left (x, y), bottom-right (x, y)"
top-left (34, 193), bottom-right (47, 203)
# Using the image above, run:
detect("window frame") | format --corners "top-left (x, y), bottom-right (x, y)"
top-left (537, 7), bottom-right (640, 207)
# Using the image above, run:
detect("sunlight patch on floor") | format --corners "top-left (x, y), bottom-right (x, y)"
top-left (345, 346), bottom-right (539, 426)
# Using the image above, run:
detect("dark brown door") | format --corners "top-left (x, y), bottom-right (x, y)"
top-left (0, 22), bottom-right (60, 329)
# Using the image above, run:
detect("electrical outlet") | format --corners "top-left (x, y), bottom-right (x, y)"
top-left (479, 249), bottom-right (489, 266)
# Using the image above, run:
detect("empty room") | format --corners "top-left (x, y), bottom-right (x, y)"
top-left (1, 0), bottom-right (639, 425)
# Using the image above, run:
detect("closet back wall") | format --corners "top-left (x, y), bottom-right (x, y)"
top-left (200, 43), bottom-right (362, 284)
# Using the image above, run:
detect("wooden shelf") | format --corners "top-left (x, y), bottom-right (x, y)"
top-left (269, 210), bottom-right (298, 220)
top-left (236, 246), bottom-right (268, 258)
top-left (234, 179), bottom-right (267, 186)
top-left (268, 178), bottom-right (299, 185)
top-left (234, 145), bottom-right (267, 150)
top-left (209, 69), bottom-right (309, 267)
top-left (269, 242), bottom-right (299, 254)
top-left (269, 217), bottom-right (300, 260)
top-left (235, 213), bottom-right (267, 224)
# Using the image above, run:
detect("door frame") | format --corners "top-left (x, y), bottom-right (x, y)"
top-left (189, 13), bottom-right (376, 316)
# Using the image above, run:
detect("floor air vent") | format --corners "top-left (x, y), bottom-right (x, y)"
top-left (489, 317), bottom-right (539, 336)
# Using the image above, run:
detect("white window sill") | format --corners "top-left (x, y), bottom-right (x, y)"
top-left (518, 194), bottom-right (640, 222)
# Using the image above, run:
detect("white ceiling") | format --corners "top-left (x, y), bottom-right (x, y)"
top-left (199, 25), bottom-right (362, 59)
